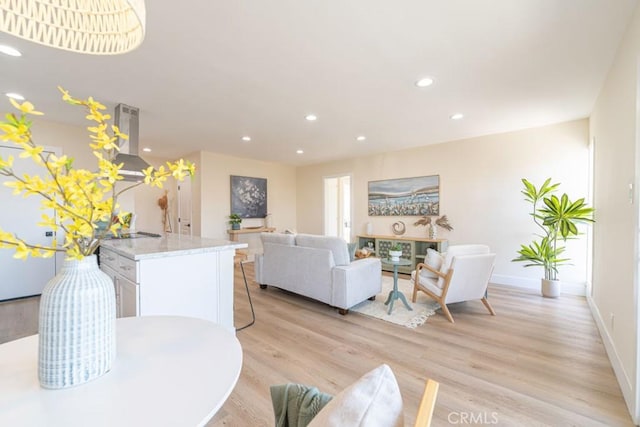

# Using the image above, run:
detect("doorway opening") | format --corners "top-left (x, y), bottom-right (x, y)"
top-left (323, 175), bottom-right (352, 242)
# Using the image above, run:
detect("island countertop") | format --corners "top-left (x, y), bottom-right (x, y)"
top-left (100, 234), bottom-right (248, 261)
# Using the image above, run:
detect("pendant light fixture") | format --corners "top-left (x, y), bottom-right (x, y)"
top-left (0, 0), bottom-right (146, 55)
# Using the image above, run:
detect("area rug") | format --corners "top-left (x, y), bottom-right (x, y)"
top-left (351, 276), bottom-right (440, 329)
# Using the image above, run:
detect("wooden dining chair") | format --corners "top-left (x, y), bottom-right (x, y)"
top-left (414, 379), bottom-right (440, 427)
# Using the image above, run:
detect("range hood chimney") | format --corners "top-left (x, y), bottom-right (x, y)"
top-left (113, 103), bottom-right (151, 182)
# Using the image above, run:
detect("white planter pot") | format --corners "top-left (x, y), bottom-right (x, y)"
top-left (38, 255), bottom-right (116, 389)
top-left (541, 279), bottom-right (561, 298)
top-left (389, 250), bottom-right (402, 261)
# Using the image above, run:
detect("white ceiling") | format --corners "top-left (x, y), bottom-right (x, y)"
top-left (0, 0), bottom-right (637, 166)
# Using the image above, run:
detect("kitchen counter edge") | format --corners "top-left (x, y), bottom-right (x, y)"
top-left (100, 235), bottom-right (248, 261)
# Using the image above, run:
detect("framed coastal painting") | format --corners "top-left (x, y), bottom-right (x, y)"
top-left (368, 175), bottom-right (439, 216)
top-left (230, 175), bottom-right (267, 218)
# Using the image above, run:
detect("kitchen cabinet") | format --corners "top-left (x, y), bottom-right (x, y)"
top-left (99, 261), bottom-right (139, 318)
top-left (99, 235), bottom-right (246, 333)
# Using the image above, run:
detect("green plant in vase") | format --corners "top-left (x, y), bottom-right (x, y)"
top-left (512, 178), bottom-right (594, 297)
top-left (228, 213), bottom-right (242, 230)
top-left (388, 242), bottom-right (403, 260)
top-left (0, 89), bottom-right (196, 390)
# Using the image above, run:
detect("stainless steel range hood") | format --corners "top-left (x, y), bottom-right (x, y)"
top-left (113, 103), bottom-right (151, 181)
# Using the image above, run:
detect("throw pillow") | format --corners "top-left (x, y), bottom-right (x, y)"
top-left (420, 248), bottom-right (443, 279)
top-left (308, 364), bottom-right (404, 427)
top-left (347, 243), bottom-right (357, 262)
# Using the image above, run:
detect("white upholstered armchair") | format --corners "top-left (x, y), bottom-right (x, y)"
top-left (411, 244), bottom-right (496, 323)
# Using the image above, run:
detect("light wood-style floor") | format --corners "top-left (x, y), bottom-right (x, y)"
top-left (0, 264), bottom-right (632, 426)
top-left (211, 263), bottom-right (633, 426)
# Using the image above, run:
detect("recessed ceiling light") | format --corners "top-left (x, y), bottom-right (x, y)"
top-left (0, 45), bottom-right (21, 57)
top-left (142, 147), bottom-right (152, 153)
top-left (305, 114), bottom-right (317, 121)
top-left (415, 77), bottom-right (434, 88)
top-left (241, 136), bottom-right (251, 142)
top-left (356, 136), bottom-right (366, 141)
top-left (296, 149), bottom-right (304, 154)
top-left (6, 92), bottom-right (24, 100)
top-left (450, 113), bottom-right (464, 120)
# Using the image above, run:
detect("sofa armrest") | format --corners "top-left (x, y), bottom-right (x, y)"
top-left (331, 257), bottom-right (382, 309)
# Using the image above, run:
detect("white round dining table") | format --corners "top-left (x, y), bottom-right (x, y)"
top-left (0, 315), bottom-right (242, 427)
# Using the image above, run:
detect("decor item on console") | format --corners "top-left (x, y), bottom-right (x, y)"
top-left (391, 221), bottom-right (406, 235)
top-left (368, 175), bottom-right (439, 216)
top-left (512, 178), bottom-right (594, 298)
top-left (414, 215), bottom-right (453, 239)
top-left (255, 233), bottom-right (382, 315)
top-left (231, 175), bottom-right (267, 218)
top-left (0, 90), bottom-right (195, 389)
top-left (388, 243), bottom-right (403, 261)
top-left (228, 213), bottom-right (243, 230)
top-left (158, 190), bottom-right (171, 232)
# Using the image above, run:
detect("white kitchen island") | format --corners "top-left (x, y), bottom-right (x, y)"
top-left (99, 234), bottom-right (246, 334)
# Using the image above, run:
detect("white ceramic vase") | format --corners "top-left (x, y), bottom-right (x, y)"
top-left (541, 278), bottom-right (561, 298)
top-left (428, 224), bottom-right (437, 239)
top-left (38, 255), bottom-right (116, 389)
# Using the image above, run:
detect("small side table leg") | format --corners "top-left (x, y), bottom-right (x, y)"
top-left (397, 291), bottom-right (412, 311)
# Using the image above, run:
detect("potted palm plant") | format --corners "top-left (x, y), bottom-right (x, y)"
top-left (512, 178), bottom-right (594, 297)
top-left (228, 213), bottom-right (242, 230)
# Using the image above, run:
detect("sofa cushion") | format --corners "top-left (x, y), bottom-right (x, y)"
top-left (308, 364), bottom-right (404, 427)
top-left (261, 232), bottom-right (296, 246)
top-left (295, 234), bottom-right (351, 266)
top-left (411, 270), bottom-right (443, 296)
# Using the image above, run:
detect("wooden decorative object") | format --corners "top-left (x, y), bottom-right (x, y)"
top-left (392, 221), bottom-right (406, 235)
top-left (355, 249), bottom-right (373, 259)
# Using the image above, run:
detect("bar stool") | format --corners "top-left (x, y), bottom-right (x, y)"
top-left (234, 249), bottom-right (255, 331)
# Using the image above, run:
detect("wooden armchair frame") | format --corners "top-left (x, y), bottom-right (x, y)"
top-left (411, 261), bottom-right (495, 323)
top-left (413, 379), bottom-right (440, 427)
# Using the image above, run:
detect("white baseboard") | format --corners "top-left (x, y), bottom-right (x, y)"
top-left (490, 274), bottom-right (586, 296)
top-left (587, 296), bottom-right (636, 423)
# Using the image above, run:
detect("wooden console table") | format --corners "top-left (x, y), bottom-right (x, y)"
top-left (227, 227), bottom-right (275, 241)
top-left (357, 234), bottom-right (448, 274)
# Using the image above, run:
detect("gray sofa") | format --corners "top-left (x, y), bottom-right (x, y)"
top-left (255, 233), bottom-right (382, 314)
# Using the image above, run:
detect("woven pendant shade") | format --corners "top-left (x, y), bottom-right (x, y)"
top-left (0, 0), bottom-right (146, 55)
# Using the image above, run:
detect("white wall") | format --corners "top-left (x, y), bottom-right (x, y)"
top-left (590, 3), bottom-right (640, 421)
top-left (297, 119), bottom-right (590, 290)
top-left (30, 120), bottom-right (186, 234)
top-left (192, 151), bottom-right (297, 251)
